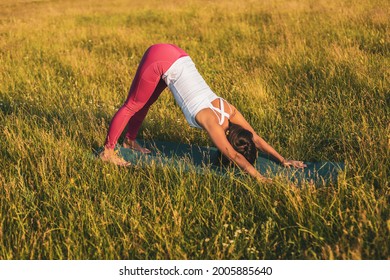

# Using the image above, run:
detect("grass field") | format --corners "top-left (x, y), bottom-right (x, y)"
top-left (0, 0), bottom-right (389, 259)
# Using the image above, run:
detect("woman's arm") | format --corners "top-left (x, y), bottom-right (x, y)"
top-left (229, 106), bottom-right (306, 168)
top-left (202, 120), bottom-right (270, 182)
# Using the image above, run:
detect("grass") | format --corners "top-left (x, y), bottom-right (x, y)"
top-left (0, 0), bottom-right (389, 259)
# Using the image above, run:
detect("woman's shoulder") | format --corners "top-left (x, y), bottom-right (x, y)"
top-left (196, 107), bottom-right (231, 131)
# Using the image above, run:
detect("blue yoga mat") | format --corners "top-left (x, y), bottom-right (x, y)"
top-left (115, 140), bottom-right (344, 186)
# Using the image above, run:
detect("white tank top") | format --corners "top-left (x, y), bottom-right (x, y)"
top-left (162, 56), bottom-right (230, 129)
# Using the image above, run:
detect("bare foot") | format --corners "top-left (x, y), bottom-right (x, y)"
top-left (123, 138), bottom-right (151, 154)
top-left (100, 148), bottom-right (131, 167)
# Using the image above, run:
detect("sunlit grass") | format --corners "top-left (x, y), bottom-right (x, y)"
top-left (0, 0), bottom-right (389, 259)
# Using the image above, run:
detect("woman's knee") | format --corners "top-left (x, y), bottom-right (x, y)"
top-left (123, 98), bottom-right (144, 114)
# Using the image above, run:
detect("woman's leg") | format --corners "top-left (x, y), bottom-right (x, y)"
top-left (103, 44), bottom-right (188, 151)
top-left (127, 45), bottom-right (187, 135)
top-left (124, 79), bottom-right (167, 141)
top-left (121, 79), bottom-right (166, 153)
top-left (104, 69), bottom-right (162, 149)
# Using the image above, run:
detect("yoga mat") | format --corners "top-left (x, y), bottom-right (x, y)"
top-left (116, 140), bottom-right (344, 186)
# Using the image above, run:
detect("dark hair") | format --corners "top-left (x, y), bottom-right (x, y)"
top-left (217, 122), bottom-right (258, 166)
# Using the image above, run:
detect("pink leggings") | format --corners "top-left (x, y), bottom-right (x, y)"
top-left (104, 44), bottom-right (188, 149)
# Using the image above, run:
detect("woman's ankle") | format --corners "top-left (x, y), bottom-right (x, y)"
top-left (123, 138), bottom-right (150, 154)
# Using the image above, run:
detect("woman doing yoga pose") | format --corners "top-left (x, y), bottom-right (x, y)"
top-left (100, 44), bottom-right (306, 182)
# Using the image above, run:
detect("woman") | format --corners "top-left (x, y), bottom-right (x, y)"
top-left (100, 44), bottom-right (306, 182)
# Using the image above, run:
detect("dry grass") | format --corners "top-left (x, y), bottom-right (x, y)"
top-left (0, 0), bottom-right (389, 259)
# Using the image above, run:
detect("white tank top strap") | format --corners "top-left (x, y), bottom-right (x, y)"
top-left (209, 98), bottom-right (231, 125)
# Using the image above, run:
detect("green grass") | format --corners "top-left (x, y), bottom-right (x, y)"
top-left (0, 0), bottom-right (389, 259)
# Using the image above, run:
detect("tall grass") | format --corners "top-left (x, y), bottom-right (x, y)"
top-left (0, 0), bottom-right (389, 259)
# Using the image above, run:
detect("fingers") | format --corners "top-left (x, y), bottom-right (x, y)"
top-left (256, 175), bottom-right (273, 183)
top-left (284, 160), bottom-right (306, 169)
top-left (294, 161), bottom-right (306, 169)
top-left (261, 177), bottom-right (273, 184)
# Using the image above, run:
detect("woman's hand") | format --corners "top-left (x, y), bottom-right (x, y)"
top-left (282, 159), bottom-right (307, 169)
top-left (255, 174), bottom-right (273, 184)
